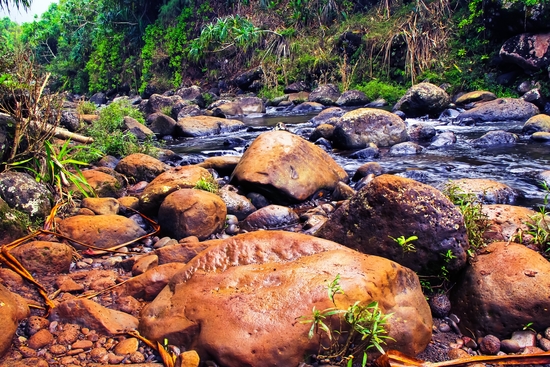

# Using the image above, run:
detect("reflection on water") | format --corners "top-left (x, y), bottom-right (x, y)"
top-left (168, 110), bottom-right (550, 209)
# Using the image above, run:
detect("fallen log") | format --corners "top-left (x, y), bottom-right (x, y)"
top-left (30, 120), bottom-right (94, 144)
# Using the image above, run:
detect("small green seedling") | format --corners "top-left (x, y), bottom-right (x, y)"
top-left (389, 235), bottom-right (418, 253)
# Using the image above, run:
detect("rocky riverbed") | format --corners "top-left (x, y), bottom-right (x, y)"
top-left (1, 82), bottom-right (550, 367)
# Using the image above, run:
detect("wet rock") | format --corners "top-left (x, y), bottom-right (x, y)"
top-left (500, 339), bottom-right (521, 353)
top-left (132, 254), bottom-right (159, 275)
top-left (0, 171), bottom-right (52, 219)
top-left (197, 156), bottom-right (241, 177)
top-left (389, 141), bottom-right (425, 156)
top-left (115, 153), bottom-right (169, 183)
top-left (332, 108), bottom-right (409, 149)
top-left (308, 84), bottom-right (341, 106)
top-left (81, 169), bottom-right (125, 198)
top-left (448, 178), bottom-right (518, 204)
top-left (218, 185), bottom-right (256, 220)
top-left (310, 123), bottom-right (336, 142)
top-left (315, 174), bottom-right (468, 276)
top-left (331, 181), bottom-right (355, 201)
top-left (234, 67), bottom-right (263, 91)
top-left (500, 33), bottom-right (550, 72)
top-left (0, 284), bottom-right (29, 357)
top-left (288, 91), bottom-right (310, 103)
top-left (51, 299), bottom-right (138, 335)
top-left (57, 215), bottom-right (147, 250)
top-left (284, 81), bottom-right (309, 93)
top-left (139, 94), bottom-right (184, 116)
top-left (451, 242), bottom-right (550, 339)
top-left (11, 241), bottom-right (73, 274)
top-left (231, 131), bottom-right (348, 203)
top-left (241, 204), bottom-right (299, 230)
top-left (292, 101), bottom-right (324, 113)
top-left (146, 112), bottom-right (177, 137)
top-left (366, 98), bottom-right (388, 108)
top-left (471, 130), bottom-right (518, 146)
top-left (393, 83), bottom-right (450, 117)
top-left (176, 116), bottom-right (245, 137)
top-left (309, 107), bottom-right (345, 126)
top-left (114, 337), bottom-right (139, 356)
top-left (156, 241), bottom-right (208, 265)
top-left (531, 131), bottom-right (550, 141)
top-left (457, 98), bottom-right (539, 123)
top-left (236, 96), bottom-right (266, 114)
top-left (523, 113), bottom-right (550, 134)
top-left (539, 337), bottom-right (550, 351)
top-left (139, 231), bottom-right (433, 366)
top-left (336, 90), bottom-right (369, 106)
top-left (81, 197), bottom-right (120, 215)
top-left (349, 144), bottom-right (380, 159)
top-left (455, 91), bottom-right (497, 106)
top-left (246, 192), bottom-right (270, 209)
top-left (177, 104), bottom-right (202, 119)
top-left (408, 123), bottom-right (436, 141)
top-left (158, 188), bottom-right (226, 240)
top-left (175, 85), bottom-right (204, 107)
top-left (429, 131), bottom-right (457, 149)
top-left (139, 165), bottom-right (213, 214)
top-left (352, 162), bottom-right (384, 181)
top-left (479, 335), bottom-right (501, 355)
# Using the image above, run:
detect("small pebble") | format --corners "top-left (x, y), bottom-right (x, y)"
top-left (500, 339), bottom-right (521, 353)
top-left (479, 334), bottom-right (500, 355)
top-left (429, 294), bottom-right (452, 318)
top-left (447, 348), bottom-right (470, 359)
top-left (108, 352), bottom-right (125, 364)
top-left (90, 347), bottom-right (108, 362)
top-left (49, 344), bottom-right (67, 355)
top-left (114, 337), bottom-right (139, 355)
top-left (438, 323), bottom-right (451, 332)
top-left (545, 327), bottom-right (550, 340)
top-left (130, 351), bottom-right (146, 363)
top-left (72, 340), bottom-right (93, 350)
top-left (539, 337), bottom-right (550, 351)
top-left (26, 316), bottom-right (50, 336)
top-left (511, 330), bottom-right (536, 348)
top-left (19, 346), bottom-right (38, 358)
top-left (28, 329), bottom-right (54, 350)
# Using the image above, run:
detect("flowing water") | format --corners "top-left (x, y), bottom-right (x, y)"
top-left (168, 108), bottom-right (550, 210)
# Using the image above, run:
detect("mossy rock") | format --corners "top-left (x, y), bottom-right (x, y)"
top-left (0, 198), bottom-right (31, 245)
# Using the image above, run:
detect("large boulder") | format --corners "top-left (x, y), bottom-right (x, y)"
top-left (234, 67), bottom-right (263, 90)
top-left (81, 169), bottom-right (125, 198)
top-left (457, 98), bottom-right (539, 123)
top-left (315, 174), bottom-right (469, 276)
top-left (115, 153), bottom-right (169, 183)
top-left (455, 91), bottom-right (497, 106)
top-left (175, 116), bottom-right (245, 137)
top-left (482, 204), bottom-right (539, 246)
top-left (336, 90), bottom-right (369, 106)
top-left (332, 108), bottom-right (409, 149)
top-left (10, 241), bottom-right (73, 274)
top-left (139, 165), bottom-right (213, 214)
top-left (392, 82), bottom-right (450, 117)
top-left (0, 283), bottom-right (29, 357)
top-left (124, 116), bottom-right (155, 140)
top-left (500, 33), bottom-right (550, 72)
top-left (139, 231), bottom-right (433, 367)
top-left (146, 112), bottom-right (178, 137)
top-left (158, 189), bottom-right (227, 241)
top-left (451, 242), bottom-right (550, 338)
top-left (308, 84), bottom-right (341, 106)
top-left (0, 171), bottom-right (52, 219)
top-left (230, 131), bottom-right (349, 203)
top-left (57, 215), bottom-right (147, 250)
top-left (139, 94), bottom-right (184, 116)
top-left (523, 114), bottom-right (550, 134)
top-left (175, 85), bottom-right (204, 107)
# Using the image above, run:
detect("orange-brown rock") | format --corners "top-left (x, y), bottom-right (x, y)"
top-left (448, 178), bottom-right (518, 204)
top-left (451, 242), bottom-right (550, 338)
top-left (81, 197), bottom-right (120, 215)
top-left (139, 165), bottom-right (213, 214)
top-left (115, 153), bottom-right (169, 182)
top-left (114, 263), bottom-right (186, 301)
top-left (197, 156), bottom-right (241, 177)
top-left (81, 169), bottom-right (124, 198)
top-left (10, 241), bottom-right (73, 274)
top-left (57, 215), bottom-right (147, 250)
top-left (158, 189), bottom-right (227, 240)
top-left (0, 284), bottom-right (29, 357)
top-left (315, 174), bottom-right (468, 276)
top-left (175, 116), bottom-right (245, 137)
top-left (139, 231), bottom-right (432, 367)
top-left (230, 131), bottom-right (348, 203)
top-left (482, 204), bottom-right (539, 245)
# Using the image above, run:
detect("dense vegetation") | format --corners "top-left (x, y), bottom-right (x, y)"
top-left (1, 0), bottom-right (549, 100)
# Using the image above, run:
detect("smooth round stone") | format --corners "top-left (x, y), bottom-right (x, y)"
top-left (479, 334), bottom-right (500, 355)
top-left (500, 339), bottom-right (521, 353)
top-left (531, 132), bottom-right (550, 141)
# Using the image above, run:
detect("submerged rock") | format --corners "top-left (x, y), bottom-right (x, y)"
top-left (139, 231), bottom-right (432, 367)
top-left (471, 130), bottom-right (518, 146)
top-left (457, 98), bottom-right (539, 123)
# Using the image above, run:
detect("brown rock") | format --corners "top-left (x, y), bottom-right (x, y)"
top-left (482, 204), bottom-right (538, 245)
top-left (51, 299), bottom-right (138, 335)
top-left (57, 215), bottom-right (147, 250)
top-left (393, 82), bottom-right (450, 117)
top-left (139, 231), bottom-right (432, 367)
top-left (451, 242), bottom-right (550, 338)
top-left (455, 91), bottom-right (497, 106)
top-left (218, 185), bottom-right (256, 221)
top-left (114, 263), bottom-right (186, 301)
top-left (71, 339), bottom-right (93, 350)
top-left (117, 196), bottom-right (140, 210)
top-left (28, 329), bottom-right (54, 349)
top-left (56, 275), bottom-right (85, 292)
top-left (177, 350), bottom-right (200, 367)
top-left (231, 131), bottom-right (348, 203)
top-left (81, 197), bottom-right (120, 215)
top-left (139, 165), bottom-right (213, 214)
top-left (315, 174), bottom-right (468, 276)
top-left (241, 204), bottom-right (299, 231)
top-left (479, 334), bottom-right (500, 355)
top-left (26, 316), bottom-right (49, 336)
top-left (197, 156), bottom-right (241, 177)
top-left (81, 169), bottom-right (124, 198)
top-left (10, 241), bottom-right (73, 274)
top-left (523, 113), bottom-right (550, 134)
top-left (132, 254), bottom-right (159, 275)
top-left (175, 115), bottom-right (245, 137)
top-left (449, 178), bottom-right (518, 204)
top-left (115, 153), bottom-right (169, 182)
top-left (158, 189), bottom-right (227, 240)
top-left (114, 337), bottom-right (139, 355)
top-left (124, 116), bottom-right (155, 139)
top-left (156, 241), bottom-right (209, 265)
top-left (0, 283), bottom-right (29, 356)
top-left (56, 324), bottom-right (80, 345)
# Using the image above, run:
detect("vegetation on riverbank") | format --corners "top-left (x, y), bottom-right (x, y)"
top-left (0, 0), bottom-right (548, 100)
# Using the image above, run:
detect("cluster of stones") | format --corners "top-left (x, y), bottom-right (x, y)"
top-left (0, 80), bottom-right (549, 367)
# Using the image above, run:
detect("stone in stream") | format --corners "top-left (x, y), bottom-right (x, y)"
top-left (230, 130), bottom-right (349, 203)
top-left (175, 115), bottom-right (245, 137)
top-left (451, 242), bottom-right (550, 339)
top-left (471, 130), bottom-right (518, 146)
top-left (308, 83), bottom-right (341, 105)
top-left (446, 178), bottom-right (519, 204)
top-left (315, 174), bottom-right (469, 276)
top-left (81, 197), bottom-right (120, 215)
top-left (10, 241), bottom-right (73, 274)
top-left (389, 141), bottom-right (424, 156)
top-left (456, 98), bottom-right (539, 123)
top-left (428, 131), bottom-right (456, 149)
top-left (392, 82), bottom-right (450, 118)
top-left (0, 284), bottom-right (29, 358)
top-left (523, 113), bottom-right (550, 134)
top-left (308, 106), bottom-right (346, 126)
top-left (139, 231), bottom-right (433, 367)
top-left (240, 204), bottom-right (299, 231)
top-left (454, 90), bottom-right (497, 106)
top-left (332, 108), bottom-right (409, 149)
top-left (81, 169), bottom-right (126, 198)
top-left (336, 90), bottom-right (369, 106)
top-left (115, 153), bottom-right (170, 183)
top-left (217, 184), bottom-right (256, 221)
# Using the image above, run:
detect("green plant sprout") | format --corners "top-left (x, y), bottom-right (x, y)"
top-left (389, 235), bottom-right (418, 253)
top-left (298, 274), bottom-right (393, 367)
top-left (193, 177), bottom-right (219, 193)
top-left (513, 181), bottom-right (550, 252)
